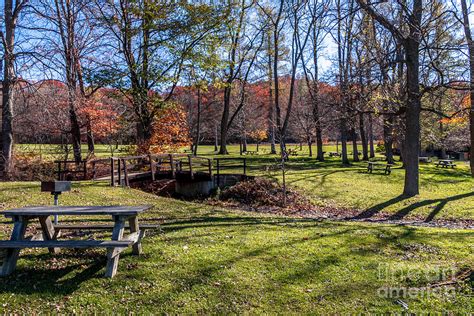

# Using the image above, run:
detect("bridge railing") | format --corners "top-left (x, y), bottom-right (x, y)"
top-left (54, 160), bottom-right (87, 181)
top-left (214, 157), bottom-right (247, 186)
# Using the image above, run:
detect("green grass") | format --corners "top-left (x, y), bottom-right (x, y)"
top-left (16, 143), bottom-right (130, 159)
top-left (0, 182), bottom-right (472, 313)
top-left (189, 144), bottom-right (474, 221)
top-left (15, 142), bottom-right (474, 220)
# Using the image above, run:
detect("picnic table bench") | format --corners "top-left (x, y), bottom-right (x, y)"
top-left (329, 152), bottom-right (341, 157)
top-left (435, 159), bottom-right (456, 168)
top-left (419, 156), bottom-right (432, 163)
top-left (0, 205), bottom-right (152, 278)
top-left (367, 162), bottom-right (393, 175)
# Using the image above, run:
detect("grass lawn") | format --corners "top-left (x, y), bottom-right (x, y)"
top-left (16, 143), bottom-right (130, 159)
top-left (190, 144), bottom-right (474, 222)
top-left (0, 181), bottom-right (472, 313)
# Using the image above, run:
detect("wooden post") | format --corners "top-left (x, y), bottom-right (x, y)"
top-left (117, 158), bottom-right (122, 186)
top-left (110, 158), bottom-right (115, 186)
top-left (149, 154), bottom-right (155, 181)
top-left (105, 216), bottom-right (125, 278)
top-left (188, 155), bottom-right (194, 180)
top-left (123, 159), bottom-right (129, 187)
top-left (128, 216), bottom-right (142, 255)
top-left (39, 216), bottom-right (60, 254)
top-left (92, 160), bottom-right (96, 180)
top-left (208, 159), bottom-right (212, 177)
top-left (170, 154), bottom-right (175, 178)
top-left (243, 158), bottom-right (247, 175)
top-left (83, 160), bottom-right (87, 180)
top-left (216, 159), bottom-right (220, 187)
top-left (1, 216), bottom-right (28, 276)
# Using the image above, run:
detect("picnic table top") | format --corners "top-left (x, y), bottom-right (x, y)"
top-left (2, 205), bottom-right (153, 217)
top-left (438, 159), bottom-right (454, 163)
top-left (368, 161), bottom-right (393, 165)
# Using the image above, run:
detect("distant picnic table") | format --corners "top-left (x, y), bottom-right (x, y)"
top-left (0, 205), bottom-right (152, 278)
top-left (419, 156), bottom-right (432, 163)
top-left (243, 150), bottom-right (258, 155)
top-left (435, 159), bottom-right (456, 168)
top-left (329, 152), bottom-right (341, 157)
top-left (367, 161), bottom-right (393, 175)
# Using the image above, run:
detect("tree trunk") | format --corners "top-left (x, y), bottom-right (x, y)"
top-left (368, 113), bottom-right (375, 158)
top-left (351, 127), bottom-right (359, 162)
top-left (68, 96), bottom-right (82, 164)
top-left (359, 112), bottom-right (369, 160)
top-left (461, 0), bottom-right (474, 176)
top-left (214, 125), bottom-right (218, 152)
top-left (219, 86), bottom-right (231, 155)
top-left (267, 33), bottom-right (277, 155)
top-left (315, 126), bottom-right (324, 161)
top-left (193, 87), bottom-right (201, 156)
top-left (340, 119), bottom-right (350, 165)
top-left (1, 0), bottom-right (17, 179)
top-left (403, 31), bottom-right (421, 196)
top-left (86, 118), bottom-right (95, 155)
top-left (383, 114), bottom-right (394, 164)
top-left (136, 112), bottom-right (153, 152)
top-left (307, 136), bottom-right (313, 157)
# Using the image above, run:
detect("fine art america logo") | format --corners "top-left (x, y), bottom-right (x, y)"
top-left (377, 263), bottom-right (458, 300)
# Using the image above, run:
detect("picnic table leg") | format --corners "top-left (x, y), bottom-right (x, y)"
top-left (1, 216), bottom-right (29, 276)
top-left (128, 216), bottom-right (142, 255)
top-left (39, 216), bottom-right (60, 254)
top-left (105, 216), bottom-right (125, 278)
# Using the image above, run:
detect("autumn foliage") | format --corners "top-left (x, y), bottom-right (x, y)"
top-left (148, 104), bottom-right (191, 154)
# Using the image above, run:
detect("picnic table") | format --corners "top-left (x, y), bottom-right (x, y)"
top-left (243, 150), bottom-right (258, 155)
top-left (329, 152), bottom-right (341, 157)
top-left (0, 205), bottom-right (152, 278)
top-left (435, 159), bottom-right (456, 168)
top-left (367, 161), bottom-right (393, 175)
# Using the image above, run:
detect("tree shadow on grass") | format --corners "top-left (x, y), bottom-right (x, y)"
top-left (0, 251), bottom-right (106, 295)
top-left (388, 191), bottom-right (474, 221)
top-left (352, 191), bottom-right (474, 222)
top-left (351, 195), bottom-right (409, 220)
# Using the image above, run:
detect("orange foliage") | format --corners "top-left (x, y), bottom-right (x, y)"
top-left (149, 104), bottom-right (191, 153)
top-left (439, 116), bottom-right (468, 125)
top-left (249, 129), bottom-right (267, 142)
top-left (80, 99), bottom-right (120, 139)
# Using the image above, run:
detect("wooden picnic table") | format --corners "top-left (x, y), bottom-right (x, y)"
top-left (0, 205), bottom-right (152, 278)
top-left (367, 161), bottom-right (393, 175)
top-left (329, 152), bottom-right (341, 157)
top-left (435, 159), bottom-right (456, 168)
top-left (243, 150), bottom-right (258, 155)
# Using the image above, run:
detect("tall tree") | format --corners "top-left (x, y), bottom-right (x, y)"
top-left (460, 0), bottom-right (474, 176)
top-left (218, 0), bottom-right (263, 154)
top-left (357, 0), bottom-right (423, 196)
top-left (1, 0), bottom-right (28, 178)
top-left (95, 0), bottom-right (223, 151)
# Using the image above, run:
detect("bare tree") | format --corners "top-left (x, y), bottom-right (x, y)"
top-left (459, 0), bottom-right (474, 176)
top-left (1, 0), bottom-right (28, 178)
top-left (357, 0), bottom-right (423, 196)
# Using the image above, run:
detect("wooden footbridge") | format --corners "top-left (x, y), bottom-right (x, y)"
top-left (55, 154), bottom-right (248, 188)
